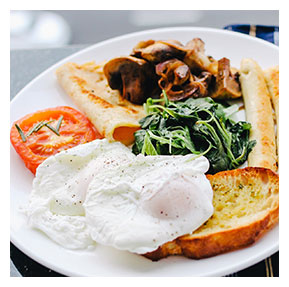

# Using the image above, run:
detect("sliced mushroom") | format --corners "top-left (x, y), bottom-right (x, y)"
top-left (156, 59), bottom-right (212, 101)
top-left (210, 57), bottom-right (241, 99)
top-left (131, 40), bottom-right (186, 64)
top-left (103, 56), bottom-right (159, 104)
top-left (132, 38), bottom-right (219, 75)
top-left (131, 39), bottom-right (155, 53)
top-left (183, 38), bottom-right (218, 75)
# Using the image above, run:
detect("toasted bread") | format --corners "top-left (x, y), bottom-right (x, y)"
top-left (144, 167), bottom-right (279, 261)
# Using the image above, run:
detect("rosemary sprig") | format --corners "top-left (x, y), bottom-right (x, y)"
top-left (26, 120), bottom-right (54, 136)
top-left (15, 124), bottom-right (27, 142)
top-left (45, 123), bottom-right (60, 136)
top-left (56, 115), bottom-right (63, 132)
top-left (45, 116), bottom-right (63, 136)
top-left (16, 116), bottom-right (63, 143)
top-left (26, 121), bottom-right (44, 136)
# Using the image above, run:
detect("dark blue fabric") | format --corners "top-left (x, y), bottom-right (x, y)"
top-left (223, 24), bottom-right (279, 277)
top-left (224, 24), bottom-right (279, 46)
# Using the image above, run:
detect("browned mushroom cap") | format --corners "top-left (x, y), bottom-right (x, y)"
top-left (131, 40), bottom-right (186, 64)
top-left (131, 39), bottom-right (156, 52)
top-left (210, 57), bottom-right (241, 99)
top-left (103, 56), bottom-right (159, 104)
top-left (183, 38), bottom-right (218, 75)
top-left (156, 59), bottom-right (212, 101)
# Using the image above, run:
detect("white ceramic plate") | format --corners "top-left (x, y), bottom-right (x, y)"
top-left (10, 27), bottom-right (279, 277)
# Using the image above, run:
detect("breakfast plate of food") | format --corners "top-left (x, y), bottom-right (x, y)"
top-left (10, 27), bottom-right (279, 277)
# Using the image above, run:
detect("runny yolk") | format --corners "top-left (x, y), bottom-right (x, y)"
top-left (113, 126), bottom-right (140, 146)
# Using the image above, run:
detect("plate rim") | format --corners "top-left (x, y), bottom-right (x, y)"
top-left (10, 26), bottom-right (279, 277)
top-left (10, 26), bottom-right (279, 107)
top-left (10, 229), bottom-right (279, 277)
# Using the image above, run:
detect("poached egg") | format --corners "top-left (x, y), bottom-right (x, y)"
top-left (26, 139), bottom-right (213, 254)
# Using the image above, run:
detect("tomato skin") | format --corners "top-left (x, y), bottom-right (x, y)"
top-left (10, 106), bottom-right (103, 174)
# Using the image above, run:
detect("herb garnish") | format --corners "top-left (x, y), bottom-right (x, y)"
top-left (56, 115), bottom-right (63, 132)
top-left (132, 91), bottom-right (256, 174)
top-left (16, 116), bottom-right (64, 142)
top-left (26, 120), bottom-right (53, 136)
top-left (26, 121), bottom-right (44, 136)
top-left (45, 122), bottom-right (60, 136)
top-left (15, 124), bottom-right (26, 142)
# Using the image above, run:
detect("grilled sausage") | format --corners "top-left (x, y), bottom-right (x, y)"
top-left (239, 58), bottom-right (277, 172)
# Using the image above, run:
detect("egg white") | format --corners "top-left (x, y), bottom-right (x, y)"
top-left (26, 139), bottom-right (213, 254)
top-left (84, 153), bottom-right (213, 253)
top-left (27, 139), bottom-right (133, 249)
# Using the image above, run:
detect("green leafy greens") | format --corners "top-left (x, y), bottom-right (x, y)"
top-left (132, 91), bottom-right (256, 174)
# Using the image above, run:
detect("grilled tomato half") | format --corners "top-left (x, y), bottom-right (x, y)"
top-left (10, 106), bottom-right (102, 174)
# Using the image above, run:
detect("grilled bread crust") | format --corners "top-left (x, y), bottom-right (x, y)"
top-left (144, 167), bottom-right (279, 261)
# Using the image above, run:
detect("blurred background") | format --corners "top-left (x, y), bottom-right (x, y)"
top-left (10, 10), bottom-right (279, 50)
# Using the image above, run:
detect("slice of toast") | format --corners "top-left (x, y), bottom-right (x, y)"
top-left (144, 167), bottom-right (279, 261)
